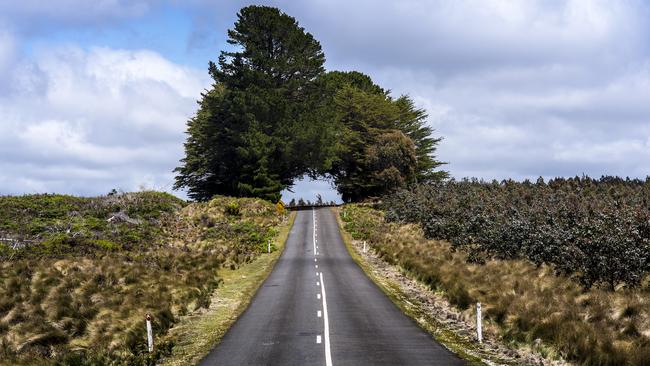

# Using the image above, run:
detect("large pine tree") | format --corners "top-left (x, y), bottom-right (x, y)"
top-left (175, 6), bottom-right (447, 203)
top-left (174, 6), bottom-right (328, 201)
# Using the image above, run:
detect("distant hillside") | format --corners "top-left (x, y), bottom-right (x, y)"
top-left (0, 192), bottom-right (286, 365)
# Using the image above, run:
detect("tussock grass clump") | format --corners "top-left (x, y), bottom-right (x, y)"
top-left (342, 204), bottom-right (650, 366)
top-left (0, 193), bottom-right (285, 365)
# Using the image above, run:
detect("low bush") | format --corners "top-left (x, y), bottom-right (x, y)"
top-left (384, 176), bottom-right (650, 289)
top-left (342, 204), bottom-right (650, 366)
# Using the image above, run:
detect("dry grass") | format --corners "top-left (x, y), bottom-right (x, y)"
top-left (341, 205), bottom-right (650, 366)
top-left (0, 193), bottom-right (287, 365)
top-left (159, 211), bottom-right (295, 365)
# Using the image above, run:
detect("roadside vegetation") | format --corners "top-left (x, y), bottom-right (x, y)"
top-left (341, 201), bottom-right (650, 366)
top-left (385, 176), bottom-right (650, 290)
top-left (160, 212), bottom-right (295, 366)
top-left (0, 192), bottom-right (287, 365)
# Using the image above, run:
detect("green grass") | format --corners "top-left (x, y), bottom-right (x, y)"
top-left (0, 192), bottom-right (186, 259)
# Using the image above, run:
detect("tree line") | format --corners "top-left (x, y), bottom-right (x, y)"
top-left (174, 6), bottom-right (446, 202)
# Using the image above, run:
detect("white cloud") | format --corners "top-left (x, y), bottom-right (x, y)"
top-left (2, 0), bottom-right (650, 200)
top-left (0, 29), bottom-right (16, 82)
top-left (393, 63), bottom-right (650, 179)
top-left (289, 0), bottom-right (650, 181)
top-left (0, 43), bottom-right (210, 196)
top-left (35, 47), bottom-right (206, 136)
top-left (276, 0), bottom-right (648, 74)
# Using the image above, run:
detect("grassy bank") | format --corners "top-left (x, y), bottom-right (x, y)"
top-left (340, 204), bottom-right (650, 366)
top-left (159, 211), bottom-right (295, 365)
top-left (0, 192), bottom-right (287, 365)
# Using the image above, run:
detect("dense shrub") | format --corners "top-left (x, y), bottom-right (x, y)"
top-left (384, 176), bottom-right (650, 289)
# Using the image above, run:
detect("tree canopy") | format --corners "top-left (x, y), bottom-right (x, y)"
top-left (174, 6), bottom-right (446, 202)
top-left (319, 71), bottom-right (447, 201)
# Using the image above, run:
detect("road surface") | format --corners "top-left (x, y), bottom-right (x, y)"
top-left (200, 208), bottom-right (465, 366)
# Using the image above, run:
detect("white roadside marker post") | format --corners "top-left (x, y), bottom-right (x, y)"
top-left (476, 302), bottom-right (483, 343)
top-left (146, 313), bottom-right (154, 352)
top-left (363, 241), bottom-right (367, 253)
top-left (268, 239), bottom-right (271, 254)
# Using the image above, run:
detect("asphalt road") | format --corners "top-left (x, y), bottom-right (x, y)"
top-left (199, 208), bottom-right (465, 366)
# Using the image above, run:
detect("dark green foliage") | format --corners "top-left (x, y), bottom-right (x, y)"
top-left (317, 71), bottom-right (446, 202)
top-left (317, 70), bottom-right (386, 96)
top-left (174, 6), bottom-right (328, 202)
top-left (174, 7), bottom-right (446, 203)
top-left (329, 85), bottom-right (414, 201)
top-left (384, 176), bottom-right (650, 289)
top-left (393, 95), bottom-right (448, 183)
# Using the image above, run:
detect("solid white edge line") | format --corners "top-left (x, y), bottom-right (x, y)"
top-left (320, 272), bottom-right (333, 366)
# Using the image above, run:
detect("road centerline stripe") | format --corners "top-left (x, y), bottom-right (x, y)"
top-left (312, 208), bottom-right (317, 255)
top-left (320, 271), bottom-right (333, 366)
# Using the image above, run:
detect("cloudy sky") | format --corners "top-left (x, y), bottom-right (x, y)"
top-left (1, 0), bottom-right (649, 202)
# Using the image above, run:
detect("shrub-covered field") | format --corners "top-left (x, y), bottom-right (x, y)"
top-left (0, 192), bottom-right (285, 365)
top-left (384, 176), bottom-right (650, 289)
top-left (341, 204), bottom-right (650, 366)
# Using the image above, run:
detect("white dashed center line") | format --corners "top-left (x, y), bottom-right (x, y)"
top-left (313, 208), bottom-right (333, 365)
